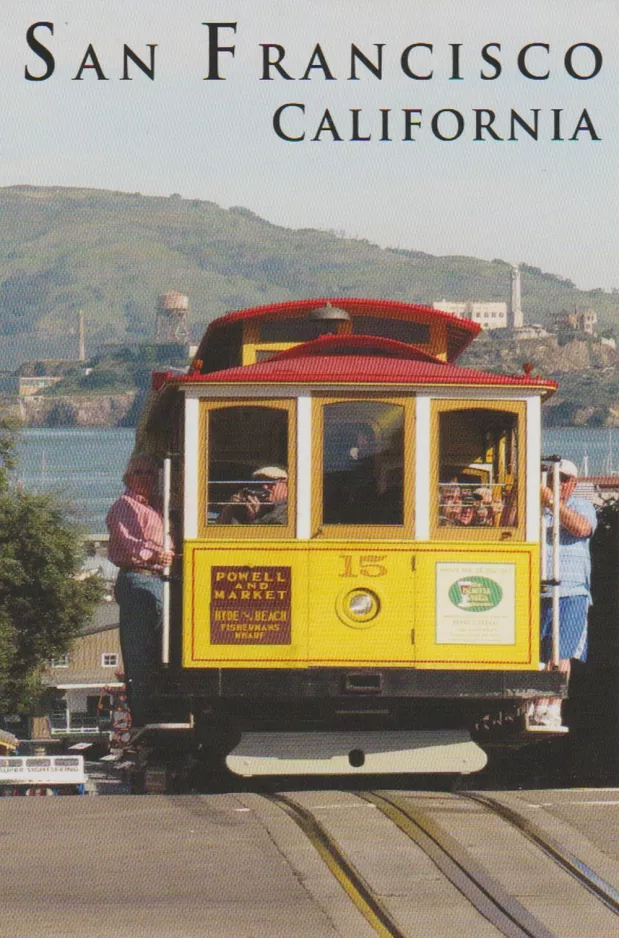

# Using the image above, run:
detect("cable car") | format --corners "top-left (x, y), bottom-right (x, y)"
top-left (134, 298), bottom-right (566, 777)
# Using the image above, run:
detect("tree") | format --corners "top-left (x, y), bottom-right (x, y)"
top-left (0, 417), bottom-right (101, 711)
top-left (0, 413), bottom-right (20, 490)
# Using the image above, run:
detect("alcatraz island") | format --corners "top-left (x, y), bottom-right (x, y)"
top-left (0, 186), bottom-right (617, 429)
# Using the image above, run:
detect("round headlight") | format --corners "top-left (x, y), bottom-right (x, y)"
top-left (344, 589), bottom-right (380, 623)
top-left (347, 592), bottom-right (374, 617)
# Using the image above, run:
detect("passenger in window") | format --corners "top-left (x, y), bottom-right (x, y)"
top-left (440, 482), bottom-right (463, 525)
top-left (216, 466), bottom-right (288, 525)
top-left (473, 487), bottom-right (502, 526)
top-left (442, 485), bottom-right (502, 527)
top-left (445, 491), bottom-right (483, 527)
top-left (455, 495), bottom-right (477, 526)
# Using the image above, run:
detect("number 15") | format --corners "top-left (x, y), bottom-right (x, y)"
top-left (339, 555), bottom-right (387, 578)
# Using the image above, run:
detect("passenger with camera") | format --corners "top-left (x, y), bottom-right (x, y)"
top-left (216, 466), bottom-right (288, 525)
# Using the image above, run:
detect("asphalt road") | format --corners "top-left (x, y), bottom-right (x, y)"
top-left (2, 789), bottom-right (619, 938)
top-left (1, 794), bottom-right (367, 938)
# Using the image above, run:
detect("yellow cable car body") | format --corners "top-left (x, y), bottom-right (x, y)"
top-left (138, 298), bottom-right (565, 776)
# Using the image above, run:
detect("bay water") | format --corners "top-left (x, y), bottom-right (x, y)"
top-left (15, 428), bottom-right (135, 536)
top-left (13, 425), bottom-right (619, 535)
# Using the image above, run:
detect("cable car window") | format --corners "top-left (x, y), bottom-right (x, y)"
top-left (353, 317), bottom-right (430, 346)
top-left (259, 319), bottom-right (339, 342)
top-left (437, 408), bottom-right (519, 529)
top-left (207, 406), bottom-right (288, 526)
top-left (323, 401), bottom-right (404, 526)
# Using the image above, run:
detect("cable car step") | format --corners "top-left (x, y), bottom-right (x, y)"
top-left (226, 730), bottom-right (488, 776)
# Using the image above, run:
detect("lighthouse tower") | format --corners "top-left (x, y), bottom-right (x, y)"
top-left (510, 266), bottom-right (523, 329)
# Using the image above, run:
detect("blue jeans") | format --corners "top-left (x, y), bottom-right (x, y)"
top-left (114, 572), bottom-right (163, 726)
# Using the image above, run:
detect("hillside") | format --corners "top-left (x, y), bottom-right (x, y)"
top-left (6, 325), bottom-right (617, 429)
top-left (0, 185), bottom-right (617, 369)
top-left (459, 331), bottom-right (619, 426)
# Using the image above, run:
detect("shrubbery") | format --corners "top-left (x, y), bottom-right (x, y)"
top-left (0, 418), bottom-right (101, 711)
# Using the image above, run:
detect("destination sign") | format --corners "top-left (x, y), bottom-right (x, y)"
top-left (210, 566), bottom-right (292, 645)
top-left (0, 756), bottom-right (86, 785)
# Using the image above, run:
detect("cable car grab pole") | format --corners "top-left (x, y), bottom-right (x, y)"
top-left (162, 457), bottom-right (171, 666)
top-left (540, 466), bottom-right (548, 585)
top-left (551, 458), bottom-right (561, 667)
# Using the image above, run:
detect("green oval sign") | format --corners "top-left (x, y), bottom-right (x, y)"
top-left (448, 576), bottom-right (503, 612)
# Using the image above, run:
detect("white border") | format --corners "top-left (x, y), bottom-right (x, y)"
top-left (296, 396), bottom-right (312, 539)
top-left (180, 384), bottom-right (543, 402)
top-left (184, 394), bottom-right (200, 539)
top-left (526, 396), bottom-right (541, 543)
top-left (415, 395), bottom-right (431, 540)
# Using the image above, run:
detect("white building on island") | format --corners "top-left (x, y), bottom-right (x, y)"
top-left (432, 300), bottom-right (508, 330)
top-left (434, 264), bottom-right (524, 331)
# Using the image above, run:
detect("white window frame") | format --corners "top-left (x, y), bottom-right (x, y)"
top-left (50, 655), bottom-right (69, 668)
top-left (101, 653), bottom-right (119, 668)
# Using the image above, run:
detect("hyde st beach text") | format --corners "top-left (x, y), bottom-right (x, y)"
top-left (24, 21), bottom-right (605, 143)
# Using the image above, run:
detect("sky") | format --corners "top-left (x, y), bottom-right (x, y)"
top-left (1, 0), bottom-right (617, 292)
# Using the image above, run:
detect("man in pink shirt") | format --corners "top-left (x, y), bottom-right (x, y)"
top-left (106, 454), bottom-right (174, 727)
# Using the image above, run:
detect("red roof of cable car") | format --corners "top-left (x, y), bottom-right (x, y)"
top-left (196, 297), bottom-right (481, 364)
top-left (159, 338), bottom-right (557, 395)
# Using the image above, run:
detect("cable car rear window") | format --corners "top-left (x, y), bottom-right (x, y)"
top-left (258, 319), bottom-right (339, 342)
top-left (353, 317), bottom-right (430, 345)
top-left (323, 401), bottom-right (404, 526)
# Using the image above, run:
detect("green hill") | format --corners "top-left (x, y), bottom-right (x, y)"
top-left (0, 185), bottom-right (617, 369)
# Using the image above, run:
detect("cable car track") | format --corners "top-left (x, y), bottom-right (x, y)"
top-left (359, 792), bottom-right (555, 938)
top-left (459, 791), bottom-right (619, 917)
top-left (266, 791), bottom-right (557, 938)
top-left (162, 785), bottom-right (619, 937)
top-left (265, 791), bottom-right (408, 938)
top-left (260, 789), bottom-right (619, 938)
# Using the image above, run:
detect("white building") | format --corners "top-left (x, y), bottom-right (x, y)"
top-left (433, 300), bottom-right (508, 330)
top-left (434, 264), bottom-right (524, 331)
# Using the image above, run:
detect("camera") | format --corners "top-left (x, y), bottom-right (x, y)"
top-left (241, 485), bottom-right (271, 503)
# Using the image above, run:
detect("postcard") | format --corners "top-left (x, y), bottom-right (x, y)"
top-left (1, 2), bottom-right (617, 937)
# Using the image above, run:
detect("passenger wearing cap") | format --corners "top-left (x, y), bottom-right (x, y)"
top-left (451, 490), bottom-right (495, 527)
top-left (216, 466), bottom-right (288, 525)
top-left (531, 458), bottom-right (597, 728)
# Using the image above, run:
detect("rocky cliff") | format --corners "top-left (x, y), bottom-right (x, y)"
top-left (16, 392), bottom-right (139, 427)
top-left (3, 334), bottom-right (619, 428)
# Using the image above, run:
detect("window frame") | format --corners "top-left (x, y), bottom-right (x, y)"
top-left (101, 653), bottom-right (119, 668)
top-left (198, 398), bottom-right (297, 539)
top-left (311, 394), bottom-right (415, 540)
top-left (430, 399), bottom-right (526, 542)
top-left (242, 319), bottom-right (352, 365)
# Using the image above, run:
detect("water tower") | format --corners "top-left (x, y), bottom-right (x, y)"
top-left (154, 292), bottom-right (190, 343)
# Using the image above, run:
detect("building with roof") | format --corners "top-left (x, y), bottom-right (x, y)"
top-left (0, 373), bottom-right (64, 396)
top-left (556, 310), bottom-right (598, 336)
top-left (29, 602), bottom-right (124, 745)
